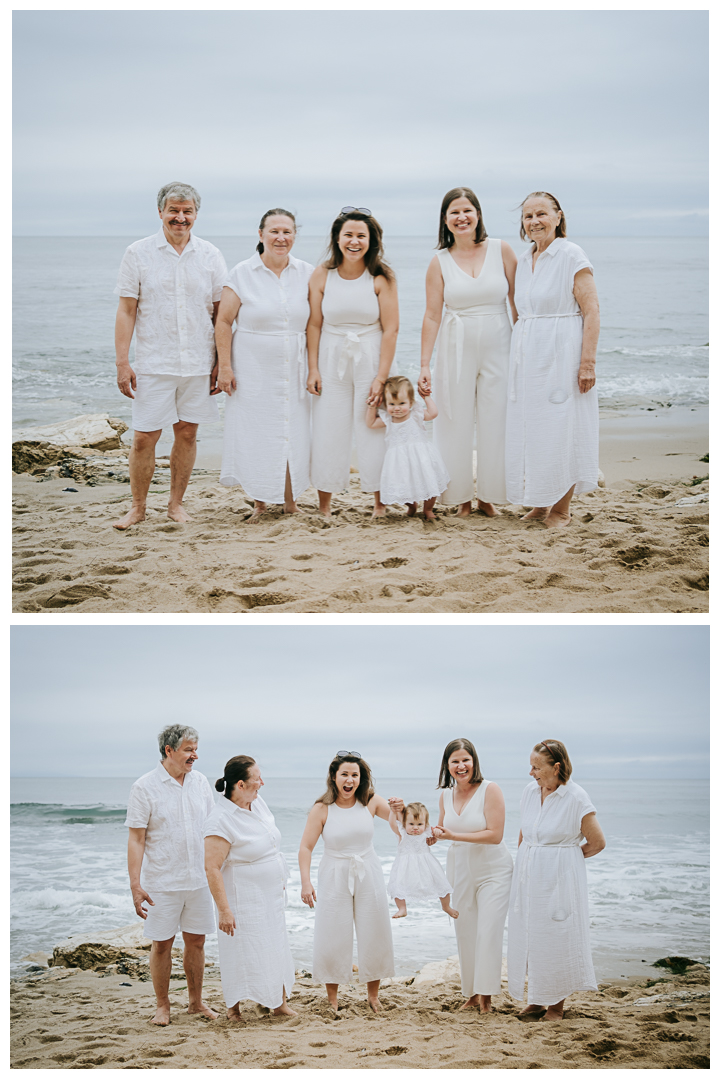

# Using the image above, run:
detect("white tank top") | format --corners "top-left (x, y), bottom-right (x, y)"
top-left (322, 801), bottom-right (375, 854)
top-left (437, 239), bottom-right (508, 311)
top-left (322, 268), bottom-right (381, 331)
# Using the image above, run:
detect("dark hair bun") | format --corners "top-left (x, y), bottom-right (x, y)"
top-left (215, 777), bottom-right (226, 792)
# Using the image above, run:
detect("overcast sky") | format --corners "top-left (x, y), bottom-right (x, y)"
top-left (11, 626), bottom-right (708, 780)
top-left (13, 10), bottom-right (708, 237)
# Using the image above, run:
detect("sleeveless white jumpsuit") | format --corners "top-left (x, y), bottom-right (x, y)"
top-left (310, 269), bottom-right (389, 494)
top-left (443, 780), bottom-right (514, 996)
top-left (312, 802), bottom-right (395, 984)
top-left (433, 241), bottom-right (512, 505)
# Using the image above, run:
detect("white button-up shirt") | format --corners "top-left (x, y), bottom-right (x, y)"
top-left (114, 228), bottom-right (228, 376)
top-left (125, 762), bottom-right (215, 891)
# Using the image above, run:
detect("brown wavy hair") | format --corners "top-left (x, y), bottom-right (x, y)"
top-left (519, 191), bottom-right (567, 242)
top-left (437, 738), bottom-right (483, 788)
top-left (323, 211), bottom-right (395, 282)
top-left (437, 187), bottom-right (488, 249)
top-left (533, 739), bottom-right (572, 783)
top-left (315, 754), bottom-right (375, 806)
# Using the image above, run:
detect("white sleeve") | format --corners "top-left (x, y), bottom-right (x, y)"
top-left (125, 783), bottom-right (151, 828)
top-left (114, 247), bottom-right (140, 299)
top-left (212, 250), bottom-right (229, 302)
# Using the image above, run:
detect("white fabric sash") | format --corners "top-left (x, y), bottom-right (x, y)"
top-left (324, 847), bottom-right (373, 895)
top-left (322, 323), bottom-right (382, 380)
top-left (509, 312), bottom-right (582, 403)
top-left (437, 304), bottom-right (508, 419)
top-left (234, 328), bottom-right (307, 400)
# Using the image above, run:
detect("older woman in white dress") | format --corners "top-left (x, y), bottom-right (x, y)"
top-left (216, 209), bottom-right (314, 522)
top-left (506, 192), bottom-right (600, 528)
top-left (204, 755), bottom-right (296, 1020)
top-left (418, 187), bottom-right (517, 517)
top-left (507, 740), bottom-right (606, 1021)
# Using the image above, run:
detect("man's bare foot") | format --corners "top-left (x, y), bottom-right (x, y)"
top-left (519, 1004), bottom-right (546, 1019)
top-left (460, 995), bottom-right (480, 1010)
top-left (371, 506), bottom-right (386, 519)
top-left (112, 506), bottom-right (146, 530)
top-left (273, 1002), bottom-right (297, 1016)
top-left (543, 511), bottom-right (572, 528)
top-left (167, 504), bottom-right (191, 524)
top-left (226, 1005), bottom-right (243, 1022)
top-left (477, 500), bottom-right (498, 517)
top-left (188, 1001), bottom-right (218, 1020)
top-left (151, 1003), bottom-right (171, 1025)
top-left (521, 507), bottom-right (549, 522)
top-left (456, 501), bottom-right (472, 517)
top-left (406, 502), bottom-right (418, 517)
top-left (542, 1004), bottom-right (564, 1021)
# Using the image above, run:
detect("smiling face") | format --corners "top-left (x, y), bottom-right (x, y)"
top-left (164, 738), bottom-right (198, 775)
top-left (334, 762), bottom-right (361, 800)
top-left (259, 214), bottom-right (296, 258)
top-left (529, 750), bottom-right (561, 790)
top-left (237, 763), bottom-right (264, 803)
top-left (447, 748), bottom-right (475, 784)
top-left (386, 386), bottom-right (412, 422)
top-left (404, 810), bottom-right (428, 835)
top-left (159, 198), bottom-right (197, 243)
top-left (521, 196), bottom-right (562, 247)
top-left (337, 219), bottom-right (370, 264)
top-left (445, 197), bottom-right (479, 240)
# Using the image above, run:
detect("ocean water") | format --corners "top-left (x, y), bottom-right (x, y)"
top-left (12, 236), bottom-right (708, 440)
top-left (10, 776), bottom-right (708, 983)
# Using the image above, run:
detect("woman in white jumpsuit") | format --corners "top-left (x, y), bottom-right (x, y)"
top-left (506, 192), bottom-right (600, 528)
top-left (204, 755), bottom-right (296, 1020)
top-left (306, 210), bottom-right (399, 518)
top-left (507, 740), bottom-right (606, 1021)
top-left (216, 209), bottom-right (314, 521)
top-left (432, 738), bottom-right (513, 1011)
top-left (419, 187), bottom-right (517, 516)
top-left (299, 753), bottom-right (396, 1012)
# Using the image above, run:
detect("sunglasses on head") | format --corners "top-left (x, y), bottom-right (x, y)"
top-left (336, 750), bottom-right (362, 760)
top-left (340, 206), bottom-right (371, 217)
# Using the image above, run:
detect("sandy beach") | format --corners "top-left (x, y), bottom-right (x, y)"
top-left (12, 407), bottom-right (708, 614)
top-left (11, 950), bottom-right (709, 1070)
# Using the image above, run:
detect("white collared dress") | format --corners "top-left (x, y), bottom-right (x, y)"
top-left (203, 794), bottom-right (295, 1010)
top-left (220, 252), bottom-right (314, 503)
top-left (507, 779), bottom-right (598, 1006)
top-left (506, 238), bottom-right (599, 507)
top-left (312, 801), bottom-right (394, 985)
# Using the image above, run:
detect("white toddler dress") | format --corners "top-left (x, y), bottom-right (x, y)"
top-left (387, 824), bottom-right (452, 901)
top-left (378, 402), bottom-right (450, 505)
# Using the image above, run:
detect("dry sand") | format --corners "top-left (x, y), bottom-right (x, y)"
top-left (10, 959), bottom-right (709, 1070)
top-left (12, 407), bottom-right (708, 614)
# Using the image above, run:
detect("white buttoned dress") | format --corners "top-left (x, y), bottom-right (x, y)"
top-left (310, 268), bottom-right (390, 494)
top-left (507, 780), bottom-right (598, 1007)
top-left (433, 241), bottom-right (512, 505)
top-left (203, 795), bottom-right (295, 1010)
top-left (506, 238), bottom-right (599, 507)
top-left (312, 801), bottom-right (394, 985)
top-left (442, 781), bottom-right (514, 997)
top-left (220, 252), bottom-right (314, 503)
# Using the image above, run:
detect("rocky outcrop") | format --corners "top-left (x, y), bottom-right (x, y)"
top-left (12, 414), bottom-right (129, 473)
top-left (49, 922), bottom-right (153, 971)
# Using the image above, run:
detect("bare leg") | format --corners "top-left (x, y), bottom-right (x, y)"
top-left (406, 502), bottom-right (418, 517)
top-left (318, 490), bottom-right (333, 519)
top-left (544, 487), bottom-right (575, 528)
top-left (167, 421), bottom-right (198, 523)
top-left (393, 899), bottom-right (407, 919)
top-left (182, 932), bottom-right (218, 1019)
top-left (371, 491), bottom-right (386, 518)
top-left (423, 497), bottom-right (437, 521)
top-left (477, 500), bottom-right (498, 517)
top-left (367, 979), bottom-right (382, 1012)
top-left (440, 894), bottom-right (458, 919)
top-left (457, 501), bottom-right (472, 518)
top-left (272, 989), bottom-right (297, 1017)
top-left (148, 936), bottom-right (174, 1025)
top-left (325, 982), bottom-right (339, 1012)
top-left (248, 500), bottom-right (268, 523)
top-left (521, 506), bottom-right (550, 522)
top-left (542, 998), bottom-right (565, 1021)
top-left (283, 463), bottom-right (299, 515)
top-left (112, 428), bottom-right (162, 529)
top-left (226, 1001), bottom-right (243, 1022)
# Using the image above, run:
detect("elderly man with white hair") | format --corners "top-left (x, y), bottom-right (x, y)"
top-left (112, 182), bottom-right (228, 529)
top-left (126, 723), bottom-right (218, 1025)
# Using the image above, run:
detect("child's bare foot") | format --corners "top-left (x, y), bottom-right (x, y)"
top-left (521, 506), bottom-right (549, 522)
top-left (440, 896), bottom-right (459, 919)
top-left (423, 498), bottom-right (437, 520)
top-left (477, 500), bottom-right (498, 517)
top-left (112, 506), bottom-right (146, 530)
top-left (406, 502), bottom-right (417, 517)
top-left (393, 899), bottom-right (407, 918)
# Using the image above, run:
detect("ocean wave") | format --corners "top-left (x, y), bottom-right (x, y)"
top-left (12, 803), bottom-right (127, 824)
top-left (12, 886), bottom-right (131, 915)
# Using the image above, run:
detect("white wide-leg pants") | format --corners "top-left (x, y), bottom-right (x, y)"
top-left (450, 845), bottom-right (514, 997)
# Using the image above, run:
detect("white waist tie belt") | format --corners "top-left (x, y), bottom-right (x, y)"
top-left (322, 322), bottom-right (382, 381)
top-left (234, 328), bottom-right (307, 400)
top-left (509, 312), bottom-right (583, 403)
top-left (513, 839), bottom-right (582, 922)
top-left (324, 848), bottom-right (374, 895)
top-left (437, 304), bottom-right (508, 419)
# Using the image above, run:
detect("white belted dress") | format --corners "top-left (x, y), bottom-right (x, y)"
top-left (312, 801), bottom-right (394, 984)
top-left (310, 268), bottom-right (390, 494)
top-left (442, 780), bottom-right (514, 996)
top-left (220, 251), bottom-right (314, 503)
top-left (433, 240), bottom-right (512, 505)
top-left (507, 779), bottom-right (598, 1006)
top-left (506, 238), bottom-right (599, 507)
top-left (203, 794), bottom-right (295, 1010)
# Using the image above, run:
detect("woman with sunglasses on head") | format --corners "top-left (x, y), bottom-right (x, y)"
top-left (419, 187), bottom-right (517, 517)
top-left (298, 751), bottom-right (397, 1013)
top-left (306, 208), bottom-right (399, 518)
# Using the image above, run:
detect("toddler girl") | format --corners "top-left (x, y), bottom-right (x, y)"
top-left (365, 376), bottom-right (449, 520)
top-left (387, 800), bottom-right (458, 919)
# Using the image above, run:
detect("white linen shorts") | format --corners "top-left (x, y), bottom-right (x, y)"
top-left (142, 885), bottom-right (216, 942)
top-left (132, 374), bottom-right (220, 433)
